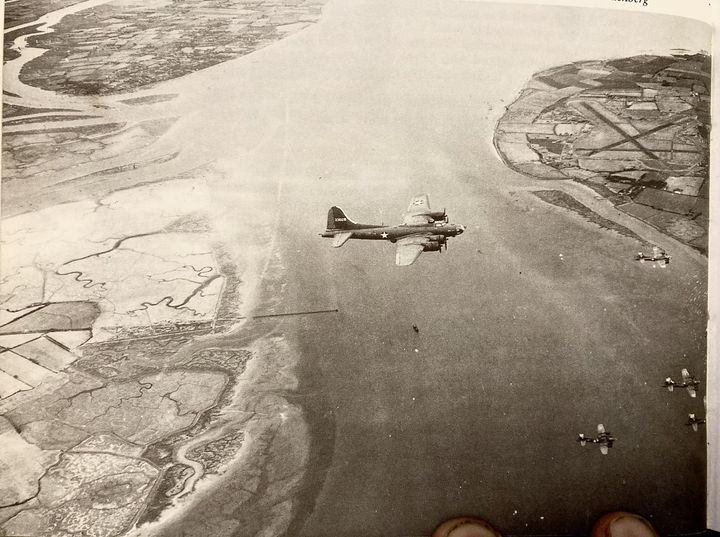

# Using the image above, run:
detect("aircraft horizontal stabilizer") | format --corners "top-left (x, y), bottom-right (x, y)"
top-left (332, 232), bottom-right (353, 248)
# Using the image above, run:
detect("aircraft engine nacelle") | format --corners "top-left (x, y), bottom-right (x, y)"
top-left (428, 211), bottom-right (447, 222)
top-left (423, 241), bottom-right (441, 252)
top-left (428, 235), bottom-right (446, 244)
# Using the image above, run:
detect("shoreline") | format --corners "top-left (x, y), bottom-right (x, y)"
top-left (8, 0), bottom-right (328, 98)
top-left (281, 322), bottom-right (337, 537)
top-left (493, 53), bottom-right (710, 254)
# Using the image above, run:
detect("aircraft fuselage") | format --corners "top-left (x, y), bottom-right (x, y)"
top-left (320, 223), bottom-right (464, 242)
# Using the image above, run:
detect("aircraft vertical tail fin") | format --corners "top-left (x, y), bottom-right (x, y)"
top-left (326, 206), bottom-right (357, 230)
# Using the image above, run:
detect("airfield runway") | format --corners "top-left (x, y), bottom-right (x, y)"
top-left (49, 0), bottom-right (707, 535)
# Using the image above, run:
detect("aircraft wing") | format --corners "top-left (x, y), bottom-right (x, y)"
top-left (402, 194), bottom-right (434, 226)
top-left (395, 235), bottom-right (430, 266)
top-left (407, 194), bottom-right (431, 213)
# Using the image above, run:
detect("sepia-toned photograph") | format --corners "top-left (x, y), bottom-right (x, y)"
top-left (0, 1), bottom-right (712, 536)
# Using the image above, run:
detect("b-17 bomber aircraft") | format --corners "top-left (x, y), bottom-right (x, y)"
top-left (577, 423), bottom-right (616, 455)
top-left (320, 194), bottom-right (466, 266)
top-left (663, 368), bottom-right (701, 398)
top-left (636, 246), bottom-right (671, 266)
top-left (687, 413), bottom-right (706, 432)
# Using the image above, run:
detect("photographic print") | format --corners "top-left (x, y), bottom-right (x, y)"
top-left (0, 1), bottom-right (712, 536)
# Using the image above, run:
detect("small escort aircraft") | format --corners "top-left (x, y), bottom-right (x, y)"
top-left (320, 194), bottom-right (466, 266)
top-left (636, 246), bottom-right (671, 266)
top-left (663, 368), bottom-right (700, 398)
top-left (577, 423), bottom-right (616, 455)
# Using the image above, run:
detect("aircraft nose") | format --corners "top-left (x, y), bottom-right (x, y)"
top-left (457, 225), bottom-right (466, 234)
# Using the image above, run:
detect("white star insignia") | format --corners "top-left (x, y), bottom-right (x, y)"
top-left (381, 232), bottom-right (388, 239)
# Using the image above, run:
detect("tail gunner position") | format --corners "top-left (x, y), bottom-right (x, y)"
top-left (320, 194), bottom-right (466, 266)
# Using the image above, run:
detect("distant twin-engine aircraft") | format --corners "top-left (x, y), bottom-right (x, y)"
top-left (320, 194), bottom-right (466, 266)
